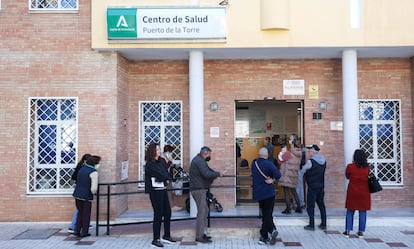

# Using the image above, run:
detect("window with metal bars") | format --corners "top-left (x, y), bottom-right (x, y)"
top-left (139, 101), bottom-right (183, 185)
top-left (29, 0), bottom-right (78, 10)
top-left (27, 98), bottom-right (78, 194)
top-left (358, 100), bottom-right (402, 186)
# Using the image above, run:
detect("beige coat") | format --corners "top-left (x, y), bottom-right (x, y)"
top-left (278, 147), bottom-right (302, 188)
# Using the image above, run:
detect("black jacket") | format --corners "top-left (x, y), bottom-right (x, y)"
top-left (144, 159), bottom-right (170, 193)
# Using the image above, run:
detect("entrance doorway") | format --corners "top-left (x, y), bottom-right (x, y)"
top-left (235, 99), bottom-right (303, 205)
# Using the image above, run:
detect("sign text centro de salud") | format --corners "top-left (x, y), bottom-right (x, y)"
top-left (107, 7), bottom-right (226, 40)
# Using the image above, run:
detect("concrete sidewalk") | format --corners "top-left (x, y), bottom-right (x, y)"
top-left (1, 207), bottom-right (413, 249)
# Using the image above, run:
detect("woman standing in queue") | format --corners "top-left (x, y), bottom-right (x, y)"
top-left (144, 142), bottom-right (176, 248)
top-left (343, 149), bottom-right (371, 238)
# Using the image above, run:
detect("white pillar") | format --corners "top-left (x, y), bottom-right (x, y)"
top-left (189, 50), bottom-right (204, 217)
top-left (350, 0), bottom-right (361, 29)
top-left (342, 50), bottom-right (359, 193)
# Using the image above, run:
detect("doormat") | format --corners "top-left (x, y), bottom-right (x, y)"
top-left (13, 229), bottom-right (60, 240)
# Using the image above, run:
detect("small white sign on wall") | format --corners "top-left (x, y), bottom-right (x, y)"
top-left (283, 80), bottom-right (305, 95)
top-left (210, 127), bottom-right (220, 138)
top-left (121, 161), bottom-right (129, 180)
top-left (330, 121), bottom-right (343, 131)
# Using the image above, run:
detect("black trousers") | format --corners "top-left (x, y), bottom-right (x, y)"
top-left (149, 189), bottom-right (171, 241)
top-left (75, 198), bottom-right (92, 236)
top-left (258, 196), bottom-right (276, 239)
top-left (306, 187), bottom-right (327, 227)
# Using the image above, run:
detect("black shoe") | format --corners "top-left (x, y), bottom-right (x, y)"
top-left (196, 237), bottom-right (212, 243)
top-left (269, 229), bottom-right (278, 245)
top-left (258, 237), bottom-right (269, 245)
top-left (151, 239), bottom-right (164, 248)
top-left (161, 236), bottom-right (176, 244)
top-left (304, 225), bottom-right (315, 231)
top-left (318, 224), bottom-right (327, 230)
top-left (357, 231), bottom-right (364, 238)
top-left (203, 234), bottom-right (212, 240)
top-left (80, 233), bottom-right (91, 238)
top-left (295, 207), bottom-right (302, 213)
top-left (281, 208), bottom-right (291, 214)
top-left (343, 231), bottom-right (350, 238)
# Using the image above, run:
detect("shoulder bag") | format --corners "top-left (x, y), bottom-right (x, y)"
top-left (255, 161), bottom-right (274, 184)
top-left (368, 175), bottom-right (383, 193)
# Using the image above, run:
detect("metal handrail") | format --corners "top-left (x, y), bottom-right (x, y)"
top-left (95, 174), bottom-right (256, 236)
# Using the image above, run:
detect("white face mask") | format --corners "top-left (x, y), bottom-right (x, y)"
top-left (289, 139), bottom-right (294, 145)
top-left (95, 164), bottom-right (100, 170)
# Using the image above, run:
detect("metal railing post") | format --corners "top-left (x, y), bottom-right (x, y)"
top-left (96, 186), bottom-right (100, 236)
top-left (106, 185), bottom-right (111, 235)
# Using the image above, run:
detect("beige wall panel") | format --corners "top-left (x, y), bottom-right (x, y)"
top-left (92, 0), bottom-right (414, 49)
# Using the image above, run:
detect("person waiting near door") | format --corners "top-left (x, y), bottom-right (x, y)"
top-left (264, 137), bottom-right (275, 164)
top-left (302, 144), bottom-right (327, 231)
top-left (144, 143), bottom-right (176, 248)
top-left (278, 134), bottom-right (303, 214)
top-left (160, 144), bottom-right (183, 212)
top-left (189, 146), bottom-right (224, 244)
top-left (252, 147), bottom-right (281, 245)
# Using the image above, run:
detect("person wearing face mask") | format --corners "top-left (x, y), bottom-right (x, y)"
top-left (189, 146), bottom-right (224, 244)
top-left (160, 145), bottom-right (183, 212)
top-left (264, 137), bottom-right (275, 164)
top-left (72, 155), bottom-right (101, 238)
top-left (278, 134), bottom-right (303, 214)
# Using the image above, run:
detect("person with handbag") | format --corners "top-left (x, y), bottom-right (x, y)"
top-left (343, 149), bottom-right (371, 238)
top-left (251, 147), bottom-right (281, 245)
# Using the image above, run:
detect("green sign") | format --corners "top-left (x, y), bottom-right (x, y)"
top-left (107, 8), bottom-right (137, 39)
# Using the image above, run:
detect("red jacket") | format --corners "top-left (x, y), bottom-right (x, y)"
top-left (345, 163), bottom-right (371, 210)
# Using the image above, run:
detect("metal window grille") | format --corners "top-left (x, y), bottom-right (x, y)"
top-left (359, 100), bottom-right (402, 186)
top-left (29, 0), bottom-right (78, 10)
top-left (139, 101), bottom-right (183, 185)
top-left (27, 98), bottom-right (78, 194)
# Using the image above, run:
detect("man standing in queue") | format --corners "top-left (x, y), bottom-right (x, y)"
top-left (252, 147), bottom-right (281, 245)
top-left (302, 144), bottom-right (327, 231)
top-left (189, 146), bottom-right (224, 244)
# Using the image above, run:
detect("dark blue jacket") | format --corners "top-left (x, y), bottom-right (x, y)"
top-left (305, 158), bottom-right (326, 189)
top-left (251, 158), bottom-right (281, 201)
top-left (73, 165), bottom-right (96, 200)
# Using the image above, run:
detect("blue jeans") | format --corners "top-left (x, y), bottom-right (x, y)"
top-left (69, 208), bottom-right (78, 230)
top-left (345, 209), bottom-right (367, 232)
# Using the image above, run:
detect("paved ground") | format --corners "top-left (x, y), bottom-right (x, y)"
top-left (1, 207), bottom-right (413, 249)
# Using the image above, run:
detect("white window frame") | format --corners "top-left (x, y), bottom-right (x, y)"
top-left (358, 99), bottom-right (403, 186)
top-left (27, 97), bottom-right (78, 195)
top-left (29, 0), bottom-right (78, 11)
top-left (138, 101), bottom-right (183, 187)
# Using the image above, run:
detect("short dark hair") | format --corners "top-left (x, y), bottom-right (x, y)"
top-left (86, 155), bottom-right (101, 166)
top-left (200, 146), bottom-right (212, 154)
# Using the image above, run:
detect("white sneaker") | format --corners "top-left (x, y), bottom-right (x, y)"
top-left (67, 228), bottom-right (75, 234)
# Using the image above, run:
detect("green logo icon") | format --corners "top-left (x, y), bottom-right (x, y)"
top-left (107, 8), bottom-right (137, 39)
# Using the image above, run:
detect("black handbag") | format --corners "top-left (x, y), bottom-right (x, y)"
top-left (368, 175), bottom-right (383, 193)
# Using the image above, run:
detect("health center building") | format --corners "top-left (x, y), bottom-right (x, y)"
top-left (1, 0), bottom-right (413, 222)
